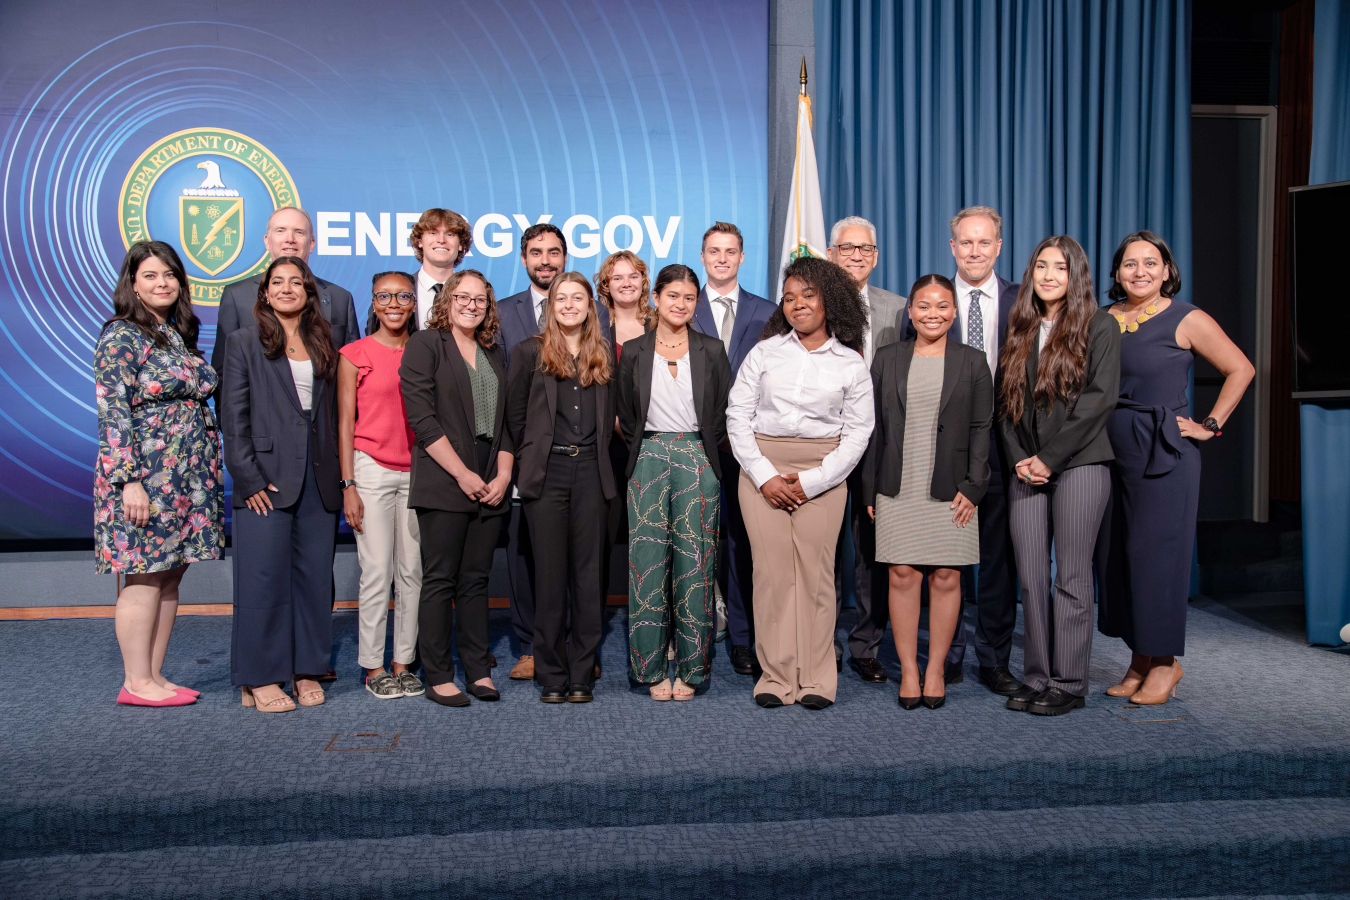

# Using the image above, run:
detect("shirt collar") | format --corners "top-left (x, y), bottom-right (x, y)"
top-left (418, 268), bottom-right (439, 292)
top-left (529, 285), bottom-right (548, 309)
top-left (784, 329), bottom-right (839, 354)
top-left (955, 272), bottom-right (998, 300)
top-left (709, 283), bottom-right (740, 306)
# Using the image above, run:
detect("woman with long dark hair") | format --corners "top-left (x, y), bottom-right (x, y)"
top-left (401, 269), bottom-right (515, 707)
top-left (997, 236), bottom-right (1119, 717)
top-left (616, 264), bottom-right (731, 701)
top-left (1096, 231), bottom-right (1253, 705)
top-left (222, 256), bottom-right (342, 713)
top-left (95, 241), bottom-right (222, 706)
top-left (505, 271), bottom-right (617, 703)
top-left (726, 256), bottom-right (873, 710)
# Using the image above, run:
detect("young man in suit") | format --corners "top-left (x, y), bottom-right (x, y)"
top-left (946, 205), bottom-right (1022, 696)
top-left (826, 216), bottom-right (907, 683)
top-left (691, 221), bottom-right (776, 676)
top-left (212, 207), bottom-right (359, 379)
top-left (496, 224), bottom-right (610, 681)
top-left (361, 208), bottom-right (470, 334)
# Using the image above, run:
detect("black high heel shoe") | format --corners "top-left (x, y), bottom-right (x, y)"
top-left (898, 692), bottom-right (921, 710)
top-left (920, 693), bottom-right (946, 710)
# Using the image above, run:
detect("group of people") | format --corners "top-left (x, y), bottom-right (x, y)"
top-left (94, 202), bottom-right (1254, 716)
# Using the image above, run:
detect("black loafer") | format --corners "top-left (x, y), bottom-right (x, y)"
top-left (850, 657), bottom-right (888, 683)
top-left (540, 687), bottom-right (567, 704)
top-left (754, 692), bottom-right (783, 708)
top-left (465, 683), bottom-right (500, 701)
top-left (426, 686), bottom-right (471, 708)
top-left (944, 662), bottom-right (965, 684)
top-left (979, 666), bottom-right (1024, 696)
top-left (1028, 687), bottom-right (1085, 716)
top-left (799, 694), bottom-right (833, 710)
top-left (730, 645), bottom-right (756, 675)
top-left (565, 685), bottom-right (593, 703)
top-left (1005, 684), bottom-right (1040, 712)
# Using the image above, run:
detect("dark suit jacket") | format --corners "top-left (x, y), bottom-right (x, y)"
top-left (896, 274), bottom-right (1018, 350)
top-left (221, 325), bottom-right (341, 511)
top-left (998, 309), bottom-right (1121, 473)
top-left (616, 329), bottom-right (732, 482)
top-left (504, 335), bottom-right (618, 502)
top-left (498, 287), bottom-right (611, 366)
top-left (862, 340), bottom-right (993, 507)
top-left (399, 329), bottom-right (513, 515)
top-left (212, 272), bottom-right (360, 378)
top-left (690, 286), bottom-right (775, 376)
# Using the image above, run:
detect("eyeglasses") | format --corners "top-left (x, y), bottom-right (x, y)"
top-left (451, 293), bottom-right (488, 308)
top-left (373, 291), bottom-right (415, 307)
top-left (833, 243), bottom-right (877, 258)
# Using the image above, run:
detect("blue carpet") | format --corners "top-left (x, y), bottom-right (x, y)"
top-left (2, 601), bottom-right (1348, 897)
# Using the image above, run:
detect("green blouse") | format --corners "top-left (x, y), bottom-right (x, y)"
top-left (465, 345), bottom-right (498, 440)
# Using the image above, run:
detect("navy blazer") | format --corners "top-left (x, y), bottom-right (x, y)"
top-left (221, 325), bottom-right (341, 512)
top-left (498, 287), bottom-right (612, 366)
top-left (211, 273), bottom-right (359, 379)
top-left (690, 286), bottom-right (775, 376)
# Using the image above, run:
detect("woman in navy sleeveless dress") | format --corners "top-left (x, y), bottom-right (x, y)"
top-left (1097, 231), bottom-right (1253, 705)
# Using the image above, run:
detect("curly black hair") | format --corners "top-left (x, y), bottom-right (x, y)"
top-left (759, 256), bottom-right (867, 353)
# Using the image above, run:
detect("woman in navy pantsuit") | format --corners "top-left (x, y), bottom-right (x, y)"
top-left (1096, 231), bottom-right (1253, 706)
top-left (222, 256), bottom-right (343, 713)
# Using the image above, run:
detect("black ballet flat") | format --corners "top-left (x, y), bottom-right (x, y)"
top-left (465, 683), bottom-right (500, 702)
top-left (425, 686), bottom-right (470, 708)
top-left (920, 694), bottom-right (946, 710)
top-left (799, 694), bottom-right (833, 710)
top-left (898, 693), bottom-right (922, 710)
top-left (754, 693), bottom-right (784, 708)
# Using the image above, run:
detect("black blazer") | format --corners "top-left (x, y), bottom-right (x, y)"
top-left (221, 325), bottom-right (341, 511)
top-left (862, 340), bottom-right (993, 507)
top-left (504, 336), bottom-right (618, 501)
top-left (998, 309), bottom-right (1121, 473)
top-left (616, 329), bottom-right (732, 481)
top-left (399, 329), bottom-right (513, 515)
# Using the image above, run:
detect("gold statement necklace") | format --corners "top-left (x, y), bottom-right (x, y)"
top-left (1112, 302), bottom-right (1160, 333)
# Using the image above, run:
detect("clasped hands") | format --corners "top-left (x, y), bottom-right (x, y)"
top-left (1014, 455), bottom-right (1053, 487)
top-left (454, 468), bottom-right (511, 508)
top-left (760, 472), bottom-right (808, 510)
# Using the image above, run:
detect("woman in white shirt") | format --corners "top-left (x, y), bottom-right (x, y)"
top-left (726, 256), bottom-right (874, 710)
top-left (616, 265), bottom-right (732, 700)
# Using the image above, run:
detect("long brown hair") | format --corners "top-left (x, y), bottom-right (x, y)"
top-left (102, 241), bottom-right (202, 355)
top-left (997, 235), bottom-right (1097, 423)
top-left (253, 256), bottom-right (337, 378)
top-left (594, 250), bottom-right (656, 329)
top-left (425, 269), bottom-right (501, 348)
top-left (538, 271), bottom-right (611, 386)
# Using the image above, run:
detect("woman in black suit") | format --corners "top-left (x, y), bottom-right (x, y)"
top-left (616, 264), bottom-right (732, 701)
top-left (400, 269), bottom-right (514, 707)
top-left (222, 256), bottom-right (342, 713)
top-left (862, 274), bottom-right (991, 710)
top-left (997, 235), bottom-right (1120, 717)
top-left (505, 271), bottom-right (617, 703)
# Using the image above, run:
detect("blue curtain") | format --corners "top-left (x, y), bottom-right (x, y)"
top-left (813, 0), bottom-right (1190, 308)
top-left (1301, 0), bottom-right (1350, 647)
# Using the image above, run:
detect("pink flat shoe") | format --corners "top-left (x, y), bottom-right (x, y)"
top-left (117, 687), bottom-right (196, 707)
top-left (174, 688), bottom-right (201, 698)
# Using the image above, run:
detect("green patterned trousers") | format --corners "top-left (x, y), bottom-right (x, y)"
top-left (626, 433), bottom-right (721, 684)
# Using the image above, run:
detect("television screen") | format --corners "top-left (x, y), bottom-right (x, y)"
top-left (1291, 180), bottom-right (1350, 398)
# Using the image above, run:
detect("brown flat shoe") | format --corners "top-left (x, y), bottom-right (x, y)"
top-left (509, 655), bottom-right (534, 680)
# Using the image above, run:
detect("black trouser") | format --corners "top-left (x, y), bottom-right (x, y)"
top-left (505, 503), bottom-right (535, 655)
top-left (524, 448), bottom-right (607, 689)
top-left (963, 434), bottom-right (1019, 669)
top-left (416, 440), bottom-right (503, 687)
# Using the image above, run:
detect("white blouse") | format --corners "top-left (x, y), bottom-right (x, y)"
top-left (1038, 318), bottom-right (1055, 351)
top-left (289, 358), bottom-right (314, 411)
top-left (726, 331), bottom-right (874, 499)
top-left (646, 352), bottom-right (699, 433)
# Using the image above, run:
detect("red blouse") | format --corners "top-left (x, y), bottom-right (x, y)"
top-left (339, 337), bottom-right (416, 472)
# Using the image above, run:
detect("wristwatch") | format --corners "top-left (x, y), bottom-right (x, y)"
top-left (340, 479), bottom-right (358, 490)
top-left (1202, 417), bottom-right (1222, 437)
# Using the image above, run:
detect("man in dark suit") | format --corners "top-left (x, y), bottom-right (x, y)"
top-left (496, 223), bottom-right (610, 681)
top-left (944, 205), bottom-right (1022, 695)
top-left (690, 221), bottom-right (776, 676)
top-left (827, 216), bottom-right (907, 684)
top-left (211, 206), bottom-right (360, 380)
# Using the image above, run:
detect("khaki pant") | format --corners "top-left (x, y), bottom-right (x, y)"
top-left (738, 435), bottom-right (847, 704)
top-left (353, 450), bottom-right (421, 670)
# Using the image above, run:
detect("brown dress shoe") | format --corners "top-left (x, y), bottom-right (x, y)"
top-left (509, 655), bottom-right (534, 680)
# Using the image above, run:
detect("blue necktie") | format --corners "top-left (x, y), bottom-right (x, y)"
top-left (966, 289), bottom-right (985, 351)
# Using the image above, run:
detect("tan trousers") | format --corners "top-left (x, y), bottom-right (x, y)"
top-left (353, 450), bottom-right (422, 669)
top-left (739, 435), bottom-right (847, 704)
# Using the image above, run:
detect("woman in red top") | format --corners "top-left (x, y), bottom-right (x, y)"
top-left (338, 271), bottom-right (423, 700)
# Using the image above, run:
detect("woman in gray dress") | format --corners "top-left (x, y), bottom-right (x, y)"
top-left (862, 275), bottom-right (992, 709)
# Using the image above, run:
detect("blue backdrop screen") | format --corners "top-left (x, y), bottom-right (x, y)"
top-left (0, 0), bottom-right (769, 539)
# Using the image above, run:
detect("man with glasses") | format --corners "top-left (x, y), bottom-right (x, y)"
top-left (826, 216), bottom-right (908, 683)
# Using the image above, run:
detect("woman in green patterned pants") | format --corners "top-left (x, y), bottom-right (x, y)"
top-left (616, 265), bottom-right (732, 701)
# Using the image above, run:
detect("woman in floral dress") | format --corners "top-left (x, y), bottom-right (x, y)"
top-left (94, 241), bottom-right (224, 707)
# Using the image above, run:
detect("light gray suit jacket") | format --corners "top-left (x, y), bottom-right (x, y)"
top-left (866, 284), bottom-right (909, 356)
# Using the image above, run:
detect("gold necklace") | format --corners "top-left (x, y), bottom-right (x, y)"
top-left (1112, 302), bottom-right (1160, 333)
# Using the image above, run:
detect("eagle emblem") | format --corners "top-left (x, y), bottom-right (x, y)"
top-left (179, 160), bottom-right (243, 276)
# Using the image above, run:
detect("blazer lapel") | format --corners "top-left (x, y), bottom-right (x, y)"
top-left (689, 332), bottom-right (708, 425)
top-left (894, 342), bottom-right (914, 412)
top-left (316, 278), bottom-right (333, 324)
top-left (487, 345), bottom-right (508, 439)
top-left (445, 333), bottom-right (477, 434)
top-left (543, 367), bottom-right (558, 422)
top-left (692, 288), bottom-right (719, 339)
top-left (938, 345), bottom-right (961, 415)
top-left (267, 352), bottom-right (304, 414)
top-left (728, 298), bottom-right (760, 366)
top-left (637, 335), bottom-right (654, 425)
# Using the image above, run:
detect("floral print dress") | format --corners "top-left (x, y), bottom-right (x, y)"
top-left (94, 320), bottom-right (224, 573)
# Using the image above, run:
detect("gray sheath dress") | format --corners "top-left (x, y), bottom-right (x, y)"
top-left (874, 355), bottom-right (980, 567)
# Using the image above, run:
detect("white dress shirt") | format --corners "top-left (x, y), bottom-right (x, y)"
top-left (1038, 318), bottom-right (1054, 352)
top-left (707, 284), bottom-right (741, 343)
top-left (645, 352), bottom-right (700, 433)
top-left (955, 273), bottom-right (999, 376)
top-left (530, 285), bottom-right (548, 329)
top-left (859, 283), bottom-right (875, 370)
top-left (416, 269), bottom-right (442, 330)
top-left (288, 358), bottom-right (314, 412)
top-left (726, 332), bottom-right (874, 499)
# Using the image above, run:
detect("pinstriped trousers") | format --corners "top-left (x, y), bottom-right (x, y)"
top-left (1008, 463), bottom-right (1110, 697)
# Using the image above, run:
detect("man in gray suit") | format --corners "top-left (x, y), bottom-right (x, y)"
top-left (210, 206), bottom-right (360, 380)
top-left (828, 216), bottom-right (907, 683)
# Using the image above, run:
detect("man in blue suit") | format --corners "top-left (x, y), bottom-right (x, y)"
top-left (690, 221), bottom-right (776, 676)
top-left (496, 224), bottom-right (609, 681)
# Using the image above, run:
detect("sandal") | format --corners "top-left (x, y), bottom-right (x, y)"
top-left (671, 678), bottom-right (695, 701)
top-left (291, 676), bottom-right (326, 707)
top-left (649, 679), bottom-right (672, 701)
top-left (242, 685), bottom-right (296, 713)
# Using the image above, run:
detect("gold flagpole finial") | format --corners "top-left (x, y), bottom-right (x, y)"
top-left (800, 56), bottom-right (808, 94)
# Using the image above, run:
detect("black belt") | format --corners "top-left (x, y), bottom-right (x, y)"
top-left (550, 443), bottom-right (597, 458)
